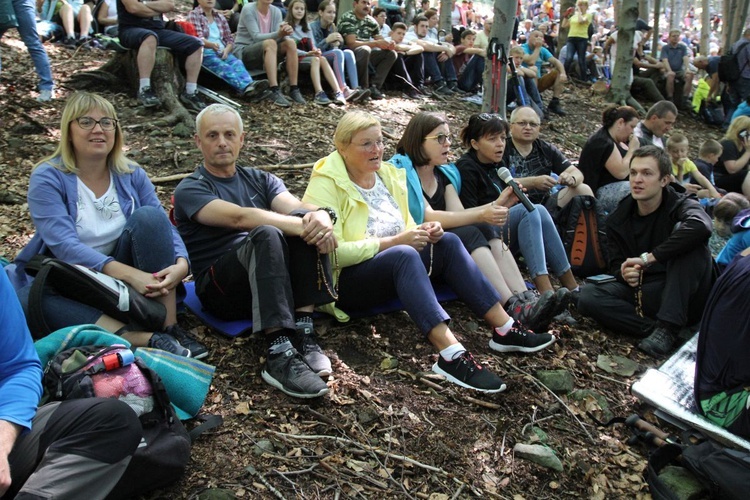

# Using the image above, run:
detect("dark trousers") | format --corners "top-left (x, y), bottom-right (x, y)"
top-left (194, 226), bottom-right (334, 333)
top-left (353, 46), bottom-right (397, 88)
top-left (6, 399), bottom-right (141, 499)
top-left (386, 53), bottom-right (419, 89)
top-left (577, 246), bottom-right (714, 337)
top-left (457, 55), bottom-right (485, 91)
top-left (336, 232), bottom-right (501, 335)
top-left (423, 52), bottom-right (458, 84)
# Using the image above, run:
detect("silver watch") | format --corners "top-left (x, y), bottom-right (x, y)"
top-left (640, 252), bottom-right (649, 266)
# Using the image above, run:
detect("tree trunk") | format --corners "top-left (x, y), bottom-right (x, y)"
top-left (652, 0), bottom-right (661, 57)
top-left (67, 48), bottom-right (193, 128)
top-left (607, 0), bottom-right (643, 112)
top-left (404, 0), bottom-right (416, 25)
top-left (638, 0), bottom-right (649, 19)
top-left (669, 0), bottom-right (677, 29)
top-left (335, 0), bottom-right (351, 23)
top-left (438, 0), bottom-right (452, 36)
top-left (701, 0), bottom-right (710, 55)
top-left (481, 0), bottom-right (516, 114)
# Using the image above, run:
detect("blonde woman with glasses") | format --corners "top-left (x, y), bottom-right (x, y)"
top-left (8, 92), bottom-right (206, 359)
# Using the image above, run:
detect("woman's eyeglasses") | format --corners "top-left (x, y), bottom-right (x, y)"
top-left (75, 116), bottom-right (118, 131)
top-left (424, 133), bottom-right (452, 145)
top-left (356, 139), bottom-right (385, 151)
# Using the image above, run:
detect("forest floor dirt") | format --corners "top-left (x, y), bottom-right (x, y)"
top-left (0, 19), bottom-right (724, 499)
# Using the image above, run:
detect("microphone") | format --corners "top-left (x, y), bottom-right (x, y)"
top-left (497, 167), bottom-right (536, 212)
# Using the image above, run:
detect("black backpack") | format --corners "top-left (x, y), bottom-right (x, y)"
top-left (718, 40), bottom-right (750, 83)
top-left (44, 345), bottom-right (193, 499)
top-left (556, 195), bottom-right (608, 278)
top-left (647, 441), bottom-right (750, 500)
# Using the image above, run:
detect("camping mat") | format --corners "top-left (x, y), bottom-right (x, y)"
top-left (631, 333), bottom-right (750, 451)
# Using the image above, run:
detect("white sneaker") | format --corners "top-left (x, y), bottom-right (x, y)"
top-left (37, 89), bottom-right (55, 102)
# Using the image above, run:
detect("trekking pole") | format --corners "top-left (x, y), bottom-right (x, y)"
top-left (488, 37), bottom-right (498, 112)
top-left (508, 58), bottom-right (527, 106)
top-left (495, 42), bottom-right (507, 114)
top-left (625, 414), bottom-right (679, 446)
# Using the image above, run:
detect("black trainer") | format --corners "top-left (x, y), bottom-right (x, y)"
top-left (165, 324), bottom-right (208, 360)
top-left (489, 323), bottom-right (556, 353)
top-left (506, 289), bottom-right (562, 332)
top-left (148, 332), bottom-right (190, 357)
top-left (180, 91), bottom-right (207, 112)
top-left (294, 317), bottom-right (332, 377)
top-left (261, 342), bottom-right (329, 398)
top-left (638, 326), bottom-right (676, 357)
top-left (137, 87), bottom-right (162, 108)
top-left (432, 351), bottom-right (507, 393)
top-left (369, 85), bottom-right (385, 100)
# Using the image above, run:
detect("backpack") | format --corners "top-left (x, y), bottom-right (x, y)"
top-left (647, 441), bottom-right (750, 500)
top-left (718, 40), bottom-right (750, 83)
top-left (26, 255), bottom-right (166, 338)
top-left (555, 195), bottom-right (608, 278)
top-left (44, 345), bottom-right (192, 499)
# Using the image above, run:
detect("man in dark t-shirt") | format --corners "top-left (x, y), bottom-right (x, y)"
top-left (695, 249), bottom-right (750, 440)
top-left (503, 106), bottom-right (592, 213)
top-left (577, 146), bottom-right (714, 357)
top-left (173, 104), bottom-right (338, 399)
top-left (117, 0), bottom-right (205, 111)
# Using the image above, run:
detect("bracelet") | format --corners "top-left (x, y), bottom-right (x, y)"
top-left (316, 206), bottom-right (337, 225)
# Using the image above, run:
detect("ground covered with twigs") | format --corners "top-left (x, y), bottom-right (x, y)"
top-left (0, 21), bottom-right (724, 499)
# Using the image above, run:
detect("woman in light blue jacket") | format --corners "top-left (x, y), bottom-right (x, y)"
top-left (9, 93), bottom-right (205, 358)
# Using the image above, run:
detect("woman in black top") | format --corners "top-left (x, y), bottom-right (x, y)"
top-left (715, 115), bottom-right (750, 198)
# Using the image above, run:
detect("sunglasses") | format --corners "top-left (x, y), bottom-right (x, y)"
top-left (474, 113), bottom-right (504, 122)
top-left (424, 133), bottom-right (452, 145)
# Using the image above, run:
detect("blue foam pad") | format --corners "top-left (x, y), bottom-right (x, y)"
top-left (183, 281), bottom-right (458, 337)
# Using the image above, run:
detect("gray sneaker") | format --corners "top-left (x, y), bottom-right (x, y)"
top-left (243, 79), bottom-right (270, 100)
top-left (295, 317), bottom-right (332, 377)
top-left (289, 88), bottom-right (307, 104)
top-left (313, 91), bottom-right (332, 106)
top-left (165, 324), bottom-right (208, 360)
top-left (261, 342), bottom-right (329, 398)
top-left (266, 89), bottom-right (291, 107)
top-left (148, 332), bottom-right (190, 357)
top-left (137, 87), bottom-right (162, 108)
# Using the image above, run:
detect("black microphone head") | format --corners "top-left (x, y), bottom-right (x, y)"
top-left (497, 167), bottom-right (512, 183)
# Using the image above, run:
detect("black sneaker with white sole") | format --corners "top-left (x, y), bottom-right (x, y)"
top-left (294, 317), bottom-right (332, 377)
top-left (432, 351), bottom-right (507, 393)
top-left (165, 324), bottom-right (208, 360)
top-left (180, 91), bottom-right (207, 112)
top-left (261, 342), bottom-right (329, 398)
top-left (137, 87), bottom-right (161, 108)
top-left (148, 332), bottom-right (190, 357)
top-left (489, 324), bottom-right (556, 353)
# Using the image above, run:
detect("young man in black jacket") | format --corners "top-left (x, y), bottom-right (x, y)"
top-left (577, 145), bottom-right (715, 357)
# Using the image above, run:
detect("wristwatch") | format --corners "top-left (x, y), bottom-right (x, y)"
top-left (640, 252), bottom-right (649, 267)
top-left (317, 207), bottom-right (337, 225)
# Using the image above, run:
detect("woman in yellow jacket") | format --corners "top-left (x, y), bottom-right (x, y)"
top-left (303, 111), bottom-right (556, 394)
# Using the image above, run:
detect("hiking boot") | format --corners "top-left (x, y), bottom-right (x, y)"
top-left (369, 85), bottom-right (385, 100)
top-left (294, 317), bottom-right (332, 377)
top-left (36, 89), bottom-right (55, 103)
top-left (332, 91), bottom-right (347, 106)
top-left (547, 97), bottom-right (566, 116)
top-left (506, 290), bottom-right (562, 332)
top-left (165, 324), bottom-right (208, 360)
top-left (261, 342), bottom-right (329, 398)
top-left (433, 81), bottom-right (454, 95)
top-left (243, 79), bottom-right (270, 100)
top-left (552, 309), bottom-right (579, 326)
top-left (489, 323), bottom-right (556, 353)
top-left (179, 91), bottom-right (207, 112)
top-left (347, 87), bottom-right (370, 102)
top-left (432, 351), bottom-right (507, 393)
top-left (289, 88), bottom-right (307, 104)
top-left (402, 88), bottom-right (422, 100)
top-left (267, 89), bottom-right (291, 107)
top-left (137, 87), bottom-right (162, 108)
top-left (148, 332), bottom-right (190, 357)
top-left (638, 326), bottom-right (676, 357)
top-left (313, 91), bottom-right (332, 106)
